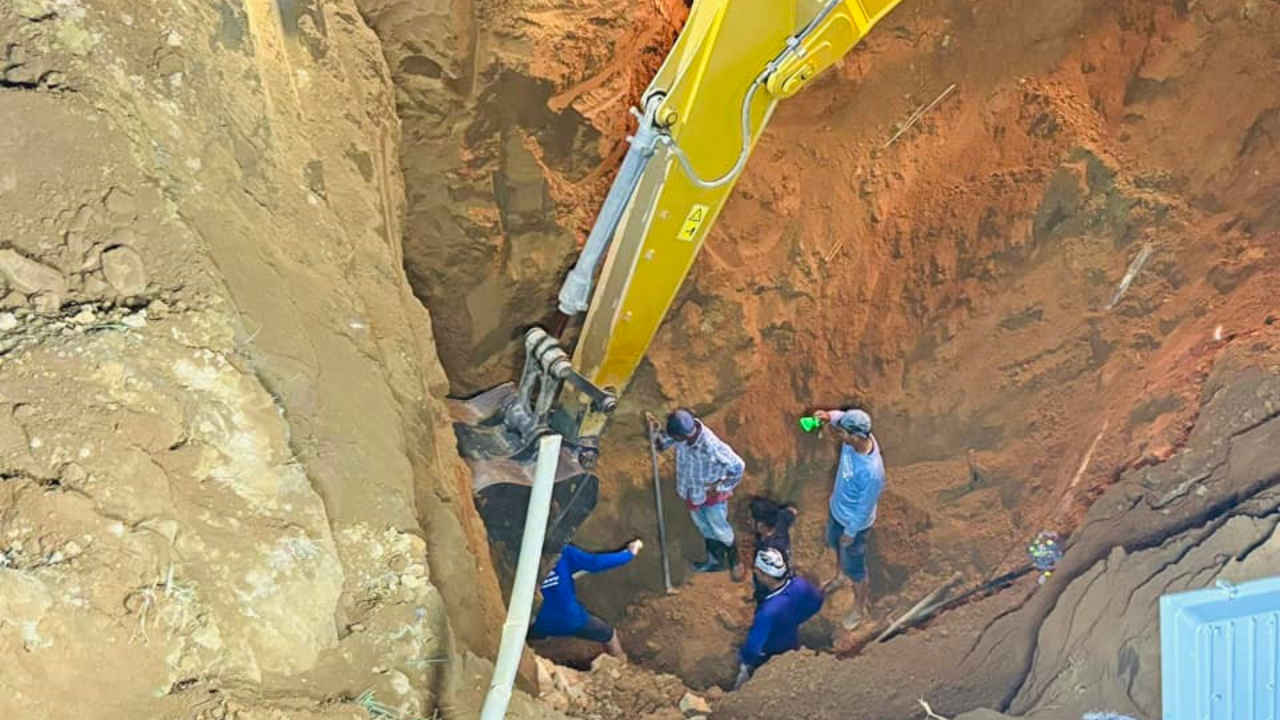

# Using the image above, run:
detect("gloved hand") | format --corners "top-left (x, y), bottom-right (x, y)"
top-left (627, 538), bottom-right (644, 556)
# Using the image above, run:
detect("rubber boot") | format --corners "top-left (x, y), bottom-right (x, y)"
top-left (726, 541), bottom-right (744, 582)
top-left (691, 539), bottom-right (726, 573)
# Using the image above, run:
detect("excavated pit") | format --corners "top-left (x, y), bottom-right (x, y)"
top-left (366, 0), bottom-right (1280, 703)
top-left (0, 1), bottom-right (1276, 720)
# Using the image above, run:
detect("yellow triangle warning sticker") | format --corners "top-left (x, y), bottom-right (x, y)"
top-left (677, 204), bottom-right (710, 242)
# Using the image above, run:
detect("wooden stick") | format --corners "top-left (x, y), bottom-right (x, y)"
top-left (882, 83), bottom-right (957, 150)
top-left (823, 239), bottom-right (844, 264)
top-left (875, 572), bottom-right (963, 643)
top-left (647, 422), bottom-right (676, 594)
top-left (918, 697), bottom-right (952, 720)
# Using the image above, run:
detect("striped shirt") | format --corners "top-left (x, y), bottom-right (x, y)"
top-left (656, 424), bottom-right (745, 507)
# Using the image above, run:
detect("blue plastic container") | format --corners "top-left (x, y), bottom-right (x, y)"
top-left (1160, 576), bottom-right (1280, 719)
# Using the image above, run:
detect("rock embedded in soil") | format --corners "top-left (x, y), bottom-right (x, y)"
top-left (100, 245), bottom-right (148, 296)
top-left (30, 291), bottom-right (61, 314)
top-left (102, 187), bottom-right (136, 218)
top-left (0, 249), bottom-right (66, 301)
top-left (679, 692), bottom-right (711, 717)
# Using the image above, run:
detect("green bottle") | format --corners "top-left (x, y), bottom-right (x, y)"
top-left (798, 416), bottom-right (823, 433)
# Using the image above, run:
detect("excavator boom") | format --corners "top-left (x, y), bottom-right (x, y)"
top-left (451, 0), bottom-right (906, 559)
top-left (574, 0), bottom-right (905, 411)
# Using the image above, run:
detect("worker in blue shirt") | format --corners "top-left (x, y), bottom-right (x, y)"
top-left (812, 407), bottom-right (885, 630)
top-left (734, 548), bottom-right (824, 689)
top-left (527, 540), bottom-right (643, 660)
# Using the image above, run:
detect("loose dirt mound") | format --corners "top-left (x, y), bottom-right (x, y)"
top-left (535, 654), bottom-right (707, 720)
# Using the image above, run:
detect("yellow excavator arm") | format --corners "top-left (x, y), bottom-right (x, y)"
top-left (568, 0), bottom-right (906, 437)
top-left (451, 0), bottom-right (905, 557)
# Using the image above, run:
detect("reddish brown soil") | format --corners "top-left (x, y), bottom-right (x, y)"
top-left (509, 0), bottom-right (1280, 694)
top-left (376, 0), bottom-right (1280, 703)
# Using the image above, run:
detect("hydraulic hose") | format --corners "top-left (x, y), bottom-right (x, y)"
top-left (555, 0), bottom-right (843, 314)
top-left (666, 0), bottom-right (844, 189)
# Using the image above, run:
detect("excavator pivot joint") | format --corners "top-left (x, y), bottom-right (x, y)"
top-left (447, 327), bottom-right (620, 559)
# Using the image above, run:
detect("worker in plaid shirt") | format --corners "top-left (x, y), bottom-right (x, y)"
top-left (646, 408), bottom-right (746, 581)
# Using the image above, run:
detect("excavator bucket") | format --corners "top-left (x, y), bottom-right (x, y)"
top-left (446, 329), bottom-right (615, 562)
top-left (447, 383), bottom-right (598, 560)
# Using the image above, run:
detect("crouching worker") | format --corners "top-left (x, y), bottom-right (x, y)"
top-left (734, 548), bottom-right (824, 689)
top-left (749, 497), bottom-right (798, 604)
top-left (528, 540), bottom-right (643, 661)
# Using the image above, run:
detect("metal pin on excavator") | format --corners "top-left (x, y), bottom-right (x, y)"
top-left (449, 0), bottom-right (907, 560)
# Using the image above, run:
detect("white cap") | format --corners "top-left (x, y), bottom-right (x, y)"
top-left (754, 548), bottom-right (787, 578)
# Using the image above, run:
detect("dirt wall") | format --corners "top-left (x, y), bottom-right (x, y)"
top-left (0, 2), bottom-right (548, 719)
top-left (354, 0), bottom-right (686, 391)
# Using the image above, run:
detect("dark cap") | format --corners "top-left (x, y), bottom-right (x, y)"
top-left (666, 408), bottom-right (698, 438)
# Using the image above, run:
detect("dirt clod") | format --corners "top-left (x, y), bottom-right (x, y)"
top-left (100, 245), bottom-right (147, 296)
top-left (678, 692), bottom-right (711, 716)
top-left (0, 249), bottom-right (65, 302)
top-left (103, 187), bottom-right (136, 218)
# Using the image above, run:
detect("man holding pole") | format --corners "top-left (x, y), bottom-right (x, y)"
top-left (646, 408), bottom-right (746, 581)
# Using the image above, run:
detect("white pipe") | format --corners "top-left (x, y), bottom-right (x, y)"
top-left (479, 433), bottom-right (563, 720)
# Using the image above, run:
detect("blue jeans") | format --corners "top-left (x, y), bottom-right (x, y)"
top-left (826, 512), bottom-right (871, 583)
top-left (689, 501), bottom-right (734, 545)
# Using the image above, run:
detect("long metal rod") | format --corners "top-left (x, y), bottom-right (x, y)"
top-left (647, 425), bottom-right (674, 593)
top-left (479, 433), bottom-right (563, 720)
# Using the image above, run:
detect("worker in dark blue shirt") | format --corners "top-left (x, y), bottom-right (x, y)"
top-left (528, 540), bottom-right (642, 661)
top-left (734, 548), bottom-right (824, 689)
